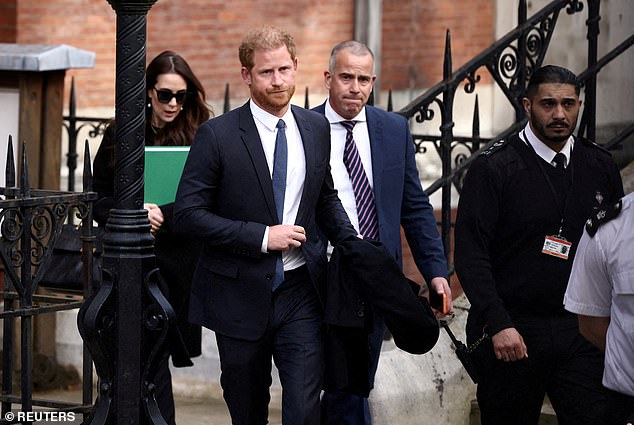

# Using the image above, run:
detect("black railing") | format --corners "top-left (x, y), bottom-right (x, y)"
top-left (395, 0), bottom-right (634, 273)
top-left (0, 137), bottom-right (97, 422)
top-left (63, 80), bottom-right (110, 193)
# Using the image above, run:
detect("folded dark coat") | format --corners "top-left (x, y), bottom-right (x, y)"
top-left (324, 238), bottom-right (440, 395)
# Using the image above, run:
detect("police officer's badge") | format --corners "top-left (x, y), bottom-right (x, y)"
top-left (595, 191), bottom-right (604, 205)
top-left (585, 199), bottom-right (622, 237)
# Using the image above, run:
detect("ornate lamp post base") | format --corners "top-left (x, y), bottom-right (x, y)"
top-left (79, 1), bottom-right (172, 424)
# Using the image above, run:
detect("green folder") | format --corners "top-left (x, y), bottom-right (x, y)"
top-left (144, 146), bottom-right (190, 205)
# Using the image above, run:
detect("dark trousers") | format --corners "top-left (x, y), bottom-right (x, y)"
top-left (216, 266), bottom-right (324, 425)
top-left (320, 314), bottom-right (385, 425)
top-left (606, 389), bottom-right (634, 425)
top-left (472, 315), bottom-right (606, 425)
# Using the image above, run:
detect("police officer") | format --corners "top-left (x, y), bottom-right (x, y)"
top-left (565, 192), bottom-right (634, 425)
top-left (454, 65), bottom-right (624, 425)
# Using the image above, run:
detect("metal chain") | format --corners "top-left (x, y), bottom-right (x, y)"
top-left (439, 315), bottom-right (489, 353)
top-left (466, 331), bottom-right (489, 354)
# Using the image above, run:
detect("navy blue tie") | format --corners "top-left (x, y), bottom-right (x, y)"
top-left (552, 152), bottom-right (566, 171)
top-left (271, 119), bottom-right (287, 291)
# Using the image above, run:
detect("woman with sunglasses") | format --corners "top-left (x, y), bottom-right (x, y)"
top-left (93, 50), bottom-right (211, 425)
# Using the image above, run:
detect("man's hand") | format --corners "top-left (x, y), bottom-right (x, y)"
top-left (430, 277), bottom-right (453, 316)
top-left (491, 327), bottom-right (528, 362)
top-left (144, 203), bottom-right (164, 235)
top-left (268, 225), bottom-right (306, 251)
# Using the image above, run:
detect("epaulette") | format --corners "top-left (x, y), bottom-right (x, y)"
top-left (481, 139), bottom-right (509, 157)
top-left (585, 200), bottom-right (622, 237)
top-left (577, 136), bottom-right (611, 155)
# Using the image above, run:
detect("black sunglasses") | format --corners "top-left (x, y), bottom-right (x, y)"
top-left (153, 87), bottom-right (188, 104)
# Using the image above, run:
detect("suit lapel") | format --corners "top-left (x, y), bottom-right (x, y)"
top-left (292, 106), bottom-right (314, 227)
top-left (366, 106), bottom-right (384, 212)
top-left (239, 103), bottom-right (278, 222)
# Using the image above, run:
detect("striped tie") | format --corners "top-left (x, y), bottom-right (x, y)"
top-left (340, 120), bottom-right (379, 240)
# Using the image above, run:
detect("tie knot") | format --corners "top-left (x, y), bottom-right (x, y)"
top-left (552, 152), bottom-right (566, 170)
top-left (340, 120), bottom-right (356, 133)
top-left (277, 119), bottom-right (286, 130)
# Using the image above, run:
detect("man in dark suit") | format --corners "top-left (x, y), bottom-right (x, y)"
top-left (173, 26), bottom-right (357, 425)
top-left (314, 40), bottom-right (453, 425)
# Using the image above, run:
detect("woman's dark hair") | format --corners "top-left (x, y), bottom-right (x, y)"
top-left (146, 50), bottom-right (211, 146)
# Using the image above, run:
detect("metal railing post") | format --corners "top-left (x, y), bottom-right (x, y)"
top-left (1, 137), bottom-right (16, 418)
top-left (67, 78), bottom-right (79, 192)
top-left (440, 30), bottom-right (455, 262)
top-left (223, 82), bottom-right (230, 114)
top-left (77, 2), bottom-right (177, 424)
top-left (584, 0), bottom-right (600, 141)
top-left (516, 0), bottom-right (528, 121)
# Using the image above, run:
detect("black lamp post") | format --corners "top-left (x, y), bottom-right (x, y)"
top-left (78, 1), bottom-right (176, 424)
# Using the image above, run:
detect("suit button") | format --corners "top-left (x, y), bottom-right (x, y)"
top-left (265, 273), bottom-right (273, 280)
top-left (357, 300), bottom-right (365, 317)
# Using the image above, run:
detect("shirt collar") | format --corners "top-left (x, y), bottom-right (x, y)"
top-left (522, 122), bottom-right (574, 165)
top-left (324, 98), bottom-right (367, 124)
top-left (250, 99), bottom-right (294, 132)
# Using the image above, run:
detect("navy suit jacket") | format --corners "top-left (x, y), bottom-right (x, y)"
top-left (173, 102), bottom-right (356, 340)
top-left (313, 103), bottom-right (447, 284)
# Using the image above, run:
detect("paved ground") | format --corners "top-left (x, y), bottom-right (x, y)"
top-left (174, 394), bottom-right (282, 425)
top-left (24, 388), bottom-right (282, 425)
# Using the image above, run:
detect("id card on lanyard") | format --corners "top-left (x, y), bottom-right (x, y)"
top-left (542, 234), bottom-right (572, 260)
top-left (521, 131), bottom-right (574, 260)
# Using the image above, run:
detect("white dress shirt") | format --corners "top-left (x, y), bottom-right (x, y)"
top-left (565, 192), bottom-right (634, 396)
top-left (521, 122), bottom-right (574, 168)
top-left (325, 99), bottom-right (374, 236)
top-left (250, 100), bottom-right (306, 270)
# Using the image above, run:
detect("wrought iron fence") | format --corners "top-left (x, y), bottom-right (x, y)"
top-left (0, 137), bottom-right (97, 421)
top-left (395, 0), bottom-right (634, 268)
top-left (62, 81), bottom-right (110, 193)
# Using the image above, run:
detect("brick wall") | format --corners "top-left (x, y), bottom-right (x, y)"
top-left (13, 0), bottom-right (116, 109)
top-left (382, 0), bottom-right (495, 89)
top-left (4, 0), bottom-right (494, 111)
top-left (0, 1), bottom-right (17, 43)
top-left (145, 0), bottom-right (355, 109)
